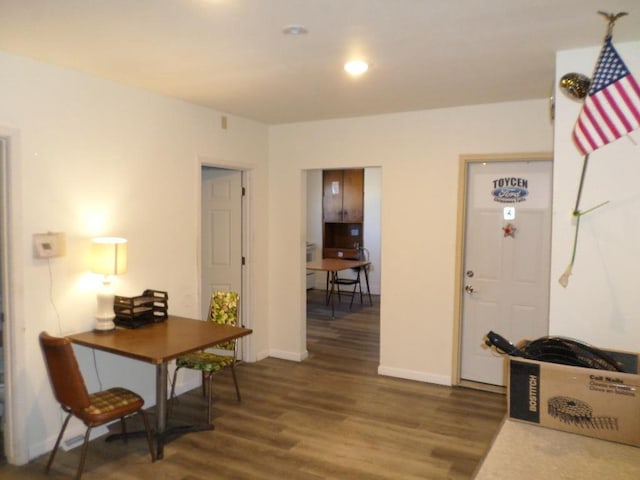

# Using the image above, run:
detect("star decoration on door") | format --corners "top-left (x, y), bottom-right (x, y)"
top-left (503, 223), bottom-right (517, 238)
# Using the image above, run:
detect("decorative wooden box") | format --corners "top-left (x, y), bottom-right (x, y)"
top-left (113, 289), bottom-right (168, 328)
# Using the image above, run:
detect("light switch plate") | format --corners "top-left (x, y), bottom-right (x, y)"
top-left (33, 232), bottom-right (66, 258)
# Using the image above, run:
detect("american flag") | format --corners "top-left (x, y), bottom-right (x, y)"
top-left (572, 36), bottom-right (640, 155)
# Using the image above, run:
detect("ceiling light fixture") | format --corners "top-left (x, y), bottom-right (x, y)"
top-left (344, 60), bottom-right (368, 76)
top-left (282, 24), bottom-right (308, 36)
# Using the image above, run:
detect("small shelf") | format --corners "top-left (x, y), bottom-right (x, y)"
top-left (114, 289), bottom-right (168, 328)
top-left (323, 222), bottom-right (362, 258)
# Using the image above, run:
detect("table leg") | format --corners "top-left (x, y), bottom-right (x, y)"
top-left (104, 362), bottom-right (168, 457)
top-left (323, 271), bottom-right (337, 318)
top-left (324, 271), bottom-right (331, 304)
top-left (154, 362), bottom-right (217, 458)
top-left (363, 267), bottom-right (373, 306)
top-left (329, 271), bottom-right (337, 318)
top-left (155, 363), bottom-right (167, 459)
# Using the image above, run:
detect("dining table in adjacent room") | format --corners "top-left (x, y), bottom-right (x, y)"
top-left (306, 257), bottom-right (372, 317)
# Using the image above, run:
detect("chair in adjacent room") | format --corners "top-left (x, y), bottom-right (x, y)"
top-left (38, 331), bottom-right (155, 480)
top-left (331, 247), bottom-right (373, 308)
top-left (169, 291), bottom-right (241, 424)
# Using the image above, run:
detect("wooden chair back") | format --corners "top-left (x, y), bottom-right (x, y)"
top-left (39, 332), bottom-right (91, 415)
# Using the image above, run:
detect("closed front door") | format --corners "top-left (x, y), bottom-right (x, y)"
top-left (0, 137), bottom-right (6, 461)
top-left (460, 158), bottom-right (552, 386)
top-left (201, 167), bottom-right (242, 319)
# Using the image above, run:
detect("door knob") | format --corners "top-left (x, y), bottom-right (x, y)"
top-left (464, 285), bottom-right (474, 294)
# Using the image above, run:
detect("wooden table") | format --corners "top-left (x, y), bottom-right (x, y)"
top-left (306, 258), bottom-right (372, 317)
top-left (68, 315), bottom-right (252, 459)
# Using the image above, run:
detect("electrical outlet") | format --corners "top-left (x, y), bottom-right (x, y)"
top-left (33, 232), bottom-right (66, 258)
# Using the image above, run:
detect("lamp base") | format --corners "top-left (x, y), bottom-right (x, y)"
top-left (95, 317), bottom-right (116, 331)
top-left (96, 282), bottom-right (116, 331)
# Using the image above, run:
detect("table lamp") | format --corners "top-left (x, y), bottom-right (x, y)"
top-left (91, 237), bottom-right (127, 331)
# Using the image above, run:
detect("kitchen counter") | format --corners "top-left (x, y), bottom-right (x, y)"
top-left (474, 419), bottom-right (640, 479)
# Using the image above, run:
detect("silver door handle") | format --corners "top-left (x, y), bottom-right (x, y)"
top-left (464, 285), bottom-right (474, 294)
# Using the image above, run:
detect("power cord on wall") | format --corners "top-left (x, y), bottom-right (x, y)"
top-left (47, 258), bottom-right (63, 336)
top-left (91, 349), bottom-right (103, 391)
top-left (46, 257), bottom-right (104, 391)
top-left (46, 257), bottom-right (67, 430)
top-left (45, 255), bottom-right (107, 450)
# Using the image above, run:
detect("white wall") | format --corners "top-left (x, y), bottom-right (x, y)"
top-left (306, 169), bottom-right (323, 260)
top-left (9, 38), bottom-right (621, 463)
top-left (363, 167), bottom-right (382, 294)
top-left (550, 40), bottom-right (640, 350)
top-left (0, 51), bottom-right (269, 463)
top-left (269, 100), bottom-right (553, 383)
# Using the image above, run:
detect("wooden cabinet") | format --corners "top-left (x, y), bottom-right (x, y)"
top-left (322, 169), bottom-right (364, 222)
top-left (322, 223), bottom-right (363, 259)
top-left (322, 169), bottom-right (364, 258)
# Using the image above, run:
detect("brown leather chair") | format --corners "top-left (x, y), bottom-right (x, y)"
top-left (39, 331), bottom-right (155, 479)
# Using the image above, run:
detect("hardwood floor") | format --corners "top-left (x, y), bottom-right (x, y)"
top-left (0, 290), bottom-right (505, 479)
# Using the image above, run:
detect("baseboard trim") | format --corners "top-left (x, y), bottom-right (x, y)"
top-left (377, 365), bottom-right (451, 386)
top-left (457, 379), bottom-right (506, 394)
top-left (268, 349), bottom-right (309, 362)
top-left (29, 424), bottom-right (109, 460)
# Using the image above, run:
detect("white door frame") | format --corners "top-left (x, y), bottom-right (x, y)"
top-left (198, 158), bottom-right (253, 363)
top-left (452, 152), bottom-right (552, 389)
top-left (1, 127), bottom-right (28, 464)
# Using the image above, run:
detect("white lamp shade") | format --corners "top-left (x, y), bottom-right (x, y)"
top-left (91, 237), bottom-right (127, 276)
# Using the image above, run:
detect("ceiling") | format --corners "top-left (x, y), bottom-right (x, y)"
top-left (1, 0), bottom-right (640, 125)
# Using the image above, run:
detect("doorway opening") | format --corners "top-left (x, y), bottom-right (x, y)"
top-left (304, 167), bottom-right (382, 365)
top-left (454, 153), bottom-right (553, 389)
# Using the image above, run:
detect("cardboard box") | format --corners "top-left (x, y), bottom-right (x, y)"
top-left (508, 349), bottom-right (640, 446)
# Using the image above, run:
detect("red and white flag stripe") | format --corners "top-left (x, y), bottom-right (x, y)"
top-left (573, 74), bottom-right (640, 155)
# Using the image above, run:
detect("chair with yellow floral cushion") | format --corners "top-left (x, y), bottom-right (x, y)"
top-left (169, 291), bottom-right (241, 424)
top-left (39, 331), bottom-right (155, 479)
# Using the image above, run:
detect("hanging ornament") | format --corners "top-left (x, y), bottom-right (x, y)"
top-left (503, 223), bottom-right (517, 238)
top-left (559, 73), bottom-right (592, 100)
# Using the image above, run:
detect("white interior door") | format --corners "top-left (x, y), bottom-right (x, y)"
top-left (0, 137), bottom-right (6, 461)
top-left (460, 159), bottom-right (552, 386)
top-left (201, 167), bottom-right (242, 319)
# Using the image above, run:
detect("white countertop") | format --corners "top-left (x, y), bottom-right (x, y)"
top-left (474, 419), bottom-right (640, 479)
